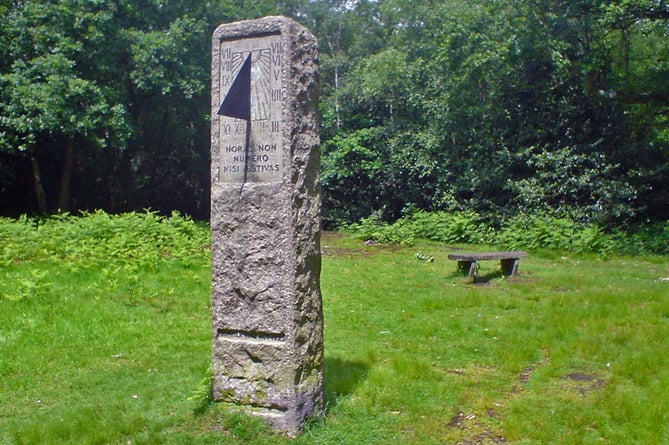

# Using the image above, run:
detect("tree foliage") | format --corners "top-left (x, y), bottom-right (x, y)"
top-left (315, 0), bottom-right (668, 228)
top-left (0, 0), bottom-right (276, 216)
top-left (0, 0), bottom-right (667, 229)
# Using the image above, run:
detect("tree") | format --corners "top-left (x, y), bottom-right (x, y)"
top-left (0, 1), bottom-right (128, 213)
top-left (591, 0), bottom-right (669, 219)
top-left (316, 0), bottom-right (666, 227)
top-left (1, 0), bottom-right (666, 225)
top-left (0, 0), bottom-right (274, 216)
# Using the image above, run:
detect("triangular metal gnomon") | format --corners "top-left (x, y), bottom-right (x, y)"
top-left (217, 53), bottom-right (251, 120)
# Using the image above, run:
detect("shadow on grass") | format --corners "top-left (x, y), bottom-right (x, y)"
top-left (449, 267), bottom-right (522, 284)
top-left (324, 357), bottom-right (369, 410)
top-left (447, 270), bottom-right (503, 284)
top-left (472, 270), bottom-right (505, 284)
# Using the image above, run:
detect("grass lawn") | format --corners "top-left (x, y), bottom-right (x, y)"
top-left (1, 225), bottom-right (669, 444)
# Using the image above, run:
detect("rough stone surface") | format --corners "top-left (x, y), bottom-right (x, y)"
top-left (210, 16), bottom-right (322, 436)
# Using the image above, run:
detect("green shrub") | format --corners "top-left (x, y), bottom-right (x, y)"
top-left (346, 210), bottom-right (668, 256)
top-left (345, 213), bottom-right (415, 246)
top-left (496, 213), bottom-right (575, 251)
top-left (0, 210), bottom-right (210, 269)
top-left (571, 224), bottom-right (619, 255)
top-left (617, 223), bottom-right (669, 256)
top-left (404, 210), bottom-right (492, 245)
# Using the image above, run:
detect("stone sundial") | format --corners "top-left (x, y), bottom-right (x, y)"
top-left (215, 32), bottom-right (284, 185)
top-left (210, 16), bottom-right (323, 436)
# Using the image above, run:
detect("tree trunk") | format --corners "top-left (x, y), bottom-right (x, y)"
top-left (30, 155), bottom-right (47, 214)
top-left (58, 138), bottom-right (76, 212)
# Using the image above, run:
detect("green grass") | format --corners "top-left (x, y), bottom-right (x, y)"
top-left (2, 215), bottom-right (669, 444)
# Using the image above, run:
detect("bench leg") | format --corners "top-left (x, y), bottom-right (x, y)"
top-left (500, 258), bottom-right (519, 276)
top-left (457, 260), bottom-right (477, 278)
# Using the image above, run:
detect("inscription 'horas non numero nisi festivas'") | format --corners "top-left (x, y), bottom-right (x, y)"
top-left (220, 143), bottom-right (280, 175)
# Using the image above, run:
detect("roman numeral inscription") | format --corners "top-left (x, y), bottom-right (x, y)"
top-left (210, 17), bottom-right (322, 436)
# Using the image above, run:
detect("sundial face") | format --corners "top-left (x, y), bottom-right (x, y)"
top-left (216, 33), bottom-right (283, 184)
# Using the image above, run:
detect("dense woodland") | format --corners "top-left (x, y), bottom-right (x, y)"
top-left (1, 0), bottom-right (667, 229)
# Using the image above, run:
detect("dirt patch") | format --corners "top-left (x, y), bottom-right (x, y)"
top-left (505, 275), bottom-right (538, 284)
top-left (460, 435), bottom-right (509, 445)
top-left (320, 245), bottom-right (359, 257)
top-left (447, 412), bottom-right (471, 428)
top-left (563, 372), bottom-right (606, 395)
top-left (486, 409), bottom-right (499, 419)
top-left (470, 280), bottom-right (493, 287)
top-left (518, 357), bottom-right (549, 384)
top-left (320, 232), bottom-right (404, 258)
top-left (518, 367), bottom-right (534, 384)
top-left (446, 411), bottom-right (508, 444)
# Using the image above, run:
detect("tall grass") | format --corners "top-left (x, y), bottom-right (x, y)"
top-left (1, 210), bottom-right (208, 268)
top-left (1, 212), bottom-right (668, 443)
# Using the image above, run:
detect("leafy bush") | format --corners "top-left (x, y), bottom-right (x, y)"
top-left (405, 210), bottom-right (493, 245)
top-left (495, 213), bottom-right (575, 251)
top-left (571, 224), bottom-right (619, 255)
top-left (616, 223), bottom-right (669, 256)
top-left (0, 210), bottom-right (210, 269)
top-left (346, 210), bottom-right (668, 256)
top-left (346, 212), bottom-right (415, 247)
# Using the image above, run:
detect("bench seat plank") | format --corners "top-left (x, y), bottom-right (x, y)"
top-left (447, 251), bottom-right (528, 261)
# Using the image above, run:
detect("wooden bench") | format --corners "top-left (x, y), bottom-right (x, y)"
top-left (447, 251), bottom-right (528, 278)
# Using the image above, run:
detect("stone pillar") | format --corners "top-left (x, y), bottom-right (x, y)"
top-left (210, 16), bottom-right (322, 435)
